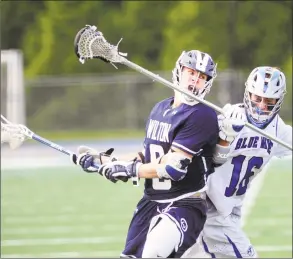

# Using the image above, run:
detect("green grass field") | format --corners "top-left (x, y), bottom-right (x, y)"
top-left (1, 159), bottom-right (292, 258)
top-left (243, 159), bottom-right (292, 258)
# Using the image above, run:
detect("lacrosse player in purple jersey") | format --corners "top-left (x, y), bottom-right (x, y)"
top-left (71, 50), bottom-right (228, 258)
top-left (183, 66), bottom-right (292, 258)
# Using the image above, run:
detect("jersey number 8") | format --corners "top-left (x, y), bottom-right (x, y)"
top-left (150, 144), bottom-right (172, 190)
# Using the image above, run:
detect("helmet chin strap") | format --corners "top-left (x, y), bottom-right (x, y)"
top-left (254, 106), bottom-right (267, 115)
top-left (247, 103), bottom-right (276, 130)
top-left (180, 94), bottom-right (199, 106)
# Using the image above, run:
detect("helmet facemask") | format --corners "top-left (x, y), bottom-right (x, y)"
top-left (243, 67), bottom-right (286, 129)
top-left (172, 50), bottom-right (217, 106)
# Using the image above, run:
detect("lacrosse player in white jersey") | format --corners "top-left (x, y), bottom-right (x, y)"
top-left (183, 66), bottom-right (292, 258)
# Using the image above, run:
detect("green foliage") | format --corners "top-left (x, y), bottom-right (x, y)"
top-left (234, 1), bottom-right (292, 68)
top-left (117, 1), bottom-right (175, 70)
top-left (161, 2), bottom-right (203, 70)
top-left (23, 1), bottom-right (109, 77)
top-left (282, 56), bottom-right (292, 116)
top-left (161, 1), bottom-right (292, 71)
top-left (24, 2), bottom-right (54, 78)
top-left (1, 1), bottom-right (45, 50)
top-left (21, 1), bottom-right (175, 78)
top-left (3, 1), bottom-right (288, 77)
top-left (3, 1), bottom-right (292, 125)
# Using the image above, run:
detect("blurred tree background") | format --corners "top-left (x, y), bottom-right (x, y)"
top-left (2, 0), bottom-right (291, 75)
top-left (1, 0), bottom-right (292, 133)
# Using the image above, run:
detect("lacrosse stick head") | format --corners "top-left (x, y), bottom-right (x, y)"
top-left (1, 115), bottom-right (32, 150)
top-left (74, 25), bottom-right (127, 66)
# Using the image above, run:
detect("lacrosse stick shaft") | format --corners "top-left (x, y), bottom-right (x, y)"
top-left (31, 134), bottom-right (101, 169)
top-left (31, 133), bottom-right (72, 156)
top-left (73, 25), bottom-right (291, 151)
top-left (1, 114), bottom-right (101, 169)
top-left (120, 58), bottom-right (292, 151)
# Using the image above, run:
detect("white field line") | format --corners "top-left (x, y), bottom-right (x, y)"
top-left (1, 246), bottom-right (292, 258)
top-left (241, 166), bottom-right (268, 227)
top-left (1, 157), bottom-right (291, 257)
top-left (1, 236), bottom-right (122, 246)
top-left (255, 245), bottom-right (292, 252)
top-left (1, 225), bottom-right (126, 235)
top-left (1, 153), bottom-right (137, 170)
top-left (0, 251), bottom-right (121, 258)
top-left (1, 158), bottom-right (71, 170)
top-left (2, 213), bottom-right (130, 224)
top-left (241, 156), bottom-right (292, 228)
top-left (239, 157), bottom-right (292, 254)
top-left (248, 229), bottom-right (292, 238)
top-left (246, 217), bottom-right (292, 226)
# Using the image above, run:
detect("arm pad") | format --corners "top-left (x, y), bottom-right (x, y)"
top-left (156, 152), bottom-right (191, 181)
top-left (213, 144), bottom-right (230, 166)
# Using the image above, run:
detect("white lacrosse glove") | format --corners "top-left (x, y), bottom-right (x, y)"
top-left (71, 146), bottom-right (117, 173)
top-left (1, 122), bottom-right (31, 150)
top-left (1, 129), bottom-right (27, 149)
top-left (218, 103), bottom-right (247, 142)
top-left (97, 159), bottom-right (142, 185)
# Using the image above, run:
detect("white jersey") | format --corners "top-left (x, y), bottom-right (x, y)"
top-left (207, 114), bottom-right (292, 217)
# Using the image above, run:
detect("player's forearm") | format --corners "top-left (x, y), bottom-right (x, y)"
top-left (136, 152), bottom-right (177, 179)
top-left (213, 138), bottom-right (231, 166)
top-left (137, 151), bottom-right (191, 181)
top-left (135, 150), bottom-right (167, 179)
top-left (138, 163), bottom-right (160, 179)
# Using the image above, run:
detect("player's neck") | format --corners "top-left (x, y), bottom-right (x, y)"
top-left (172, 93), bottom-right (182, 108)
top-left (172, 97), bottom-right (181, 109)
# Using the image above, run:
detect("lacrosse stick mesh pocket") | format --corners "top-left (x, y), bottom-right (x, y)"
top-left (1, 122), bottom-right (28, 149)
top-left (75, 25), bottom-right (126, 63)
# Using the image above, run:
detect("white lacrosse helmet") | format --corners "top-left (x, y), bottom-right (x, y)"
top-left (172, 50), bottom-right (217, 105)
top-left (244, 66), bottom-right (286, 129)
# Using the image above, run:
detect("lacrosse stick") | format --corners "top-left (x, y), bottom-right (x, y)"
top-left (73, 25), bottom-right (292, 151)
top-left (1, 114), bottom-right (101, 169)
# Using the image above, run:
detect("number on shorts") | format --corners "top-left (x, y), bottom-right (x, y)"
top-left (150, 144), bottom-right (172, 190)
top-left (225, 155), bottom-right (263, 197)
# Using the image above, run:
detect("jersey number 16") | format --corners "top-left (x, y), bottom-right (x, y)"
top-left (225, 155), bottom-right (264, 197)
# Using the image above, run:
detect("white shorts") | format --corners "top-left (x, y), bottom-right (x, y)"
top-left (182, 202), bottom-right (257, 258)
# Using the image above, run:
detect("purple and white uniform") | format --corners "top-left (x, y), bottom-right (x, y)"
top-left (121, 96), bottom-right (219, 258)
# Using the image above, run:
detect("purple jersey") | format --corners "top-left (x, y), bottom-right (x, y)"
top-left (143, 97), bottom-right (218, 200)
